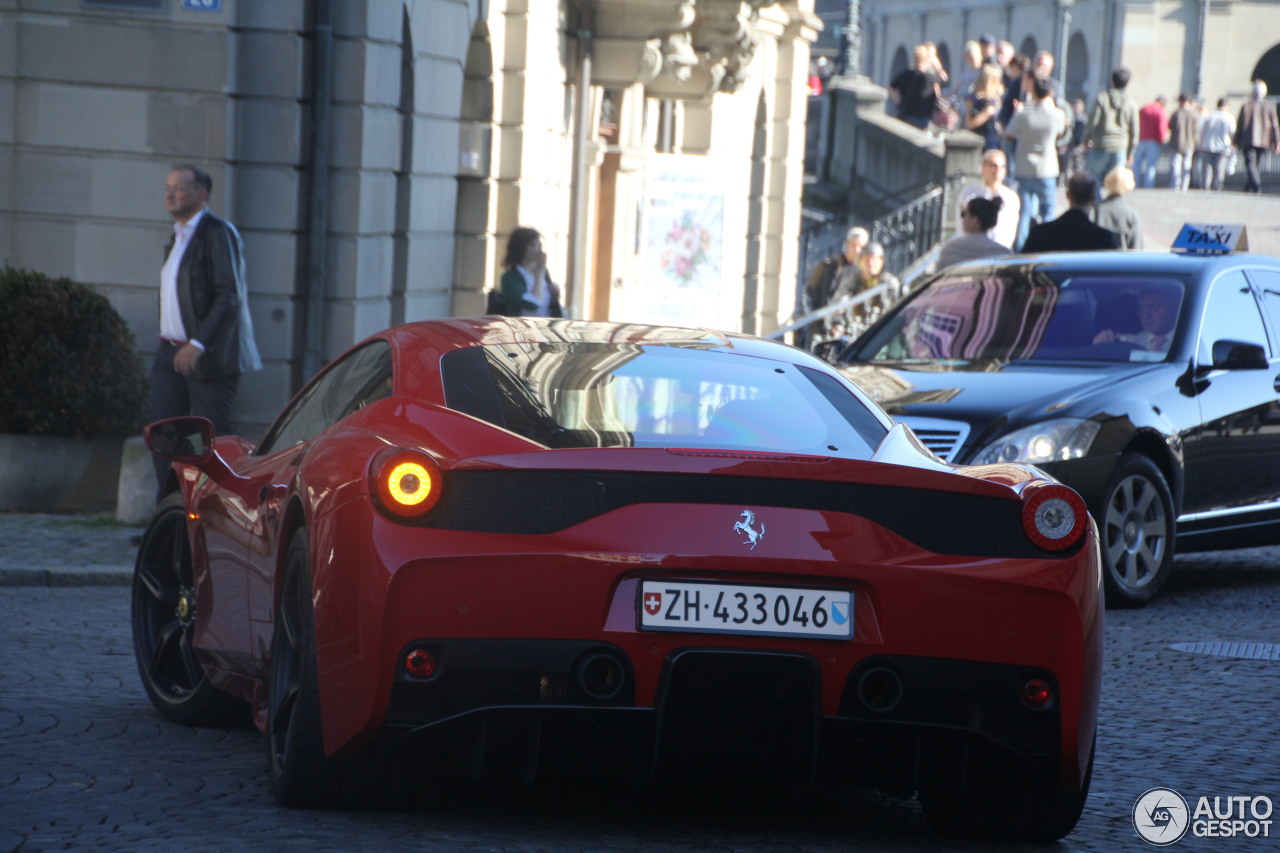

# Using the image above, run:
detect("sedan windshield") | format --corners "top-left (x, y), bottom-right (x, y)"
top-left (441, 342), bottom-right (887, 459)
top-left (848, 269), bottom-right (1188, 365)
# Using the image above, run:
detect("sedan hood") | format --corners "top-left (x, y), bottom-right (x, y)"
top-left (837, 359), bottom-right (1164, 456)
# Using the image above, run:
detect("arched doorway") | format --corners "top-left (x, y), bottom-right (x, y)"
top-left (1065, 31), bottom-right (1088, 102)
top-left (1019, 36), bottom-right (1037, 60)
top-left (1250, 43), bottom-right (1280, 95)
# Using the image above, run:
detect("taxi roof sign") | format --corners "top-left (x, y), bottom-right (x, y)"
top-left (1172, 223), bottom-right (1249, 254)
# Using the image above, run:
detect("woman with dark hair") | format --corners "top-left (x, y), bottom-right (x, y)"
top-left (936, 196), bottom-right (1011, 270)
top-left (495, 227), bottom-right (563, 317)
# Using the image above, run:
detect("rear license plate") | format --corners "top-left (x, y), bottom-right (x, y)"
top-left (638, 581), bottom-right (853, 639)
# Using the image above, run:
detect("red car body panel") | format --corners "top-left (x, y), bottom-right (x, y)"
top-left (160, 317), bottom-right (1102, 796)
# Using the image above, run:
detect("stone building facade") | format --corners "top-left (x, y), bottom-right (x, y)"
top-left (0, 0), bottom-right (818, 436)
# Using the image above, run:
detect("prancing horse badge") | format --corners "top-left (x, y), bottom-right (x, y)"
top-left (733, 509), bottom-right (765, 549)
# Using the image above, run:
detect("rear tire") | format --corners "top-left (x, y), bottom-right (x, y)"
top-left (267, 528), bottom-right (411, 808)
top-left (920, 741), bottom-right (1094, 842)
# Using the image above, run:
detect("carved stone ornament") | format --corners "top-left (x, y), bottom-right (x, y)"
top-left (590, 0), bottom-right (777, 99)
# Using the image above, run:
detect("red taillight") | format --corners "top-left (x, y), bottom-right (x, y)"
top-left (373, 450), bottom-right (443, 519)
top-left (1021, 677), bottom-right (1054, 710)
top-left (404, 648), bottom-right (436, 680)
top-left (1021, 484), bottom-right (1087, 550)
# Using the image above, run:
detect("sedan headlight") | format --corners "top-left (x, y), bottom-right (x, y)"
top-left (972, 418), bottom-right (1100, 465)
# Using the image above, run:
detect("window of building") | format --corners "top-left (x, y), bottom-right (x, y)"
top-left (81, 0), bottom-right (165, 10)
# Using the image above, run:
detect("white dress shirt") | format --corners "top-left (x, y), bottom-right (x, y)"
top-left (159, 208), bottom-right (205, 349)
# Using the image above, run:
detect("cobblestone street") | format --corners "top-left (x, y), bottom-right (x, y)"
top-left (1, 515), bottom-right (1278, 852)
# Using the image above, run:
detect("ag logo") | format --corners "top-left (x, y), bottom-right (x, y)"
top-left (1133, 787), bottom-right (1190, 845)
top-left (643, 591), bottom-right (662, 616)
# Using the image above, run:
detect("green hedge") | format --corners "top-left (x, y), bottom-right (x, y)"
top-left (0, 265), bottom-right (148, 438)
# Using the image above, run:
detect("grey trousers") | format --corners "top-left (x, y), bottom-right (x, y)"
top-left (148, 339), bottom-right (240, 496)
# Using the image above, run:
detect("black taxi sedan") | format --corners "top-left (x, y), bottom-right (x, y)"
top-left (830, 234), bottom-right (1280, 606)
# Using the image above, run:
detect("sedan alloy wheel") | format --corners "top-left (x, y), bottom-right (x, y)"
top-left (1098, 454), bottom-right (1174, 607)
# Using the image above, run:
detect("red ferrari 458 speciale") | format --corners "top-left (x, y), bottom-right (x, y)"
top-left (133, 316), bottom-right (1101, 840)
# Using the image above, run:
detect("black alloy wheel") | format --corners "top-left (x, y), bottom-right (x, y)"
top-left (1098, 454), bottom-right (1175, 608)
top-left (131, 492), bottom-right (246, 725)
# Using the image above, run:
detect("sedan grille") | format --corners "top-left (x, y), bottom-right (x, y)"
top-left (897, 418), bottom-right (970, 462)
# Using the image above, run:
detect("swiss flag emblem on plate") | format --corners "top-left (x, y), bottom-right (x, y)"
top-left (643, 591), bottom-right (662, 615)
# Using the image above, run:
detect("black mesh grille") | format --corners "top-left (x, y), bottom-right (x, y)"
top-left (419, 470), bottom-right (1072, 559)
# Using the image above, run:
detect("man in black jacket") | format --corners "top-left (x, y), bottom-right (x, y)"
top-left (150, 164), bottom-right (262, 493)
top-left (1021, 173), bottom-right (1120, 253)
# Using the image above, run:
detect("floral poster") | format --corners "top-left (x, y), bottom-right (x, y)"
top-left (624, 156), bottom-right (725, 328)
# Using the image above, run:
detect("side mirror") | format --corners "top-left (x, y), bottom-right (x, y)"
top-left (145, 417), bottom-right (214, 463)
top-left (812, 339), bottom-right (844, 364)
top-left (1211, 339), bottom-right (1268, 371)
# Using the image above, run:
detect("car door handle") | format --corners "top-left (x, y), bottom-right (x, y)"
top-left (1274, 374), bottom-right (1280, 393)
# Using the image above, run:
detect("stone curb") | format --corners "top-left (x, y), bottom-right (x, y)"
top-left (0, 566), bottom-right (133, 587)
top-left (0, 512), bottom-right (141, 588)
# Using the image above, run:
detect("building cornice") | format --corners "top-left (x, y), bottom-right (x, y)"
top-left (591, 0), bottom-right (783, 99)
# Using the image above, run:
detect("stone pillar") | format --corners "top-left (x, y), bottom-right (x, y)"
top-left (942, 130), bottom-right (983, 236)
top-left (824, 75), bottom-right (887, 202)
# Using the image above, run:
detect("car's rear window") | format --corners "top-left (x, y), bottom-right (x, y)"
top-left (440, 342), bottom-right (887, 459)
top-left (849, 270), bottom-right (1189, 364)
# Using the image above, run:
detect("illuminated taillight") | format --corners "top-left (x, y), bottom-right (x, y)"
top-left (1021, 484), bottom-right (1087, 550)
top-left (373, 450), bottom-right (442, 518)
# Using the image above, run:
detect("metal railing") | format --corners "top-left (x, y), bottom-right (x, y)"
top-left (770, 281), bottom-right (898, 343)
top-left (868, 182), bottom-right (949, 279)
top-left (794, 174), bottom-right (969, 320)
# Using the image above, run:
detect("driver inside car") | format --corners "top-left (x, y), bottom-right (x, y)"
top-left (1092, 289), bottom-right (1179, 352)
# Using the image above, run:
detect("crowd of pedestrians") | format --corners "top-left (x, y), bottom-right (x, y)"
top-left (1132, 81), bottom-right (1280, 193)
top-left (887, 34), bottom-right (1279, 198)
top-left (802, 37), bottom-right (1279, 343)
top-left (891, 36), bottom-right (1280, 257)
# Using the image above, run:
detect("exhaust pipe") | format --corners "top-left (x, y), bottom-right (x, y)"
top-left (575, 652), bottom-right (626, 701)
top-left (857, 665), bottom-right (904, 713)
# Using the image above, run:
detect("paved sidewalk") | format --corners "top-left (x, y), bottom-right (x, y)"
top-left (0, 513), bottom-right (138, 586)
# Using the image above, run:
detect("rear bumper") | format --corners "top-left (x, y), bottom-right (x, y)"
top-left (311, 501), bottom-right (1102, 791)
top-left (377, 643), bottom-right (1070, 793)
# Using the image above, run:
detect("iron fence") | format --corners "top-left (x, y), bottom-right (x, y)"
top-left (795, 175), bottom-right (969, 319)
